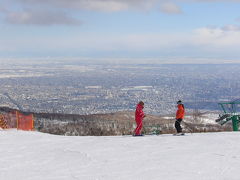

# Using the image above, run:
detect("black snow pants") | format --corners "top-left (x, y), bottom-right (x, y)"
top-left (175, 118), bottom-right (182, 133)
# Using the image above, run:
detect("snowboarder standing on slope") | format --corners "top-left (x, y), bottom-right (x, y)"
top-left (134, 101), bottom-right (146, 136)
top-left (175, 100), bottom-right (185, 135)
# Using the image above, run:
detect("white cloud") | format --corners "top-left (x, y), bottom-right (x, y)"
top-left (160, 2), bottom-right (182, 14)
top-left (193, 27), bottom-right (240, 48)
top-left (5, 0), bottom-right (240, 26)
top-left (15, 0), bottom-right (240, 13)
top-left (5, 0), bottom-right (240, 14)
top-left (80, 1), bottom-right (129, 12)
top-left (0, 5), bottom-right (9, 14)
top-left (221, 24), bottom-right (240, 31)
top-left (1, 26), bottom-right (240, 60)
top-left (46, 27), bottom-right (240, 55)
top-left (17, 0), bottom-right (158, 12)
top-left (192, 0), bottom-right (240, 2)
top-left (1, 0), bottom-right (160, 25)
top-left (5, 10), bottom-right (81, 25)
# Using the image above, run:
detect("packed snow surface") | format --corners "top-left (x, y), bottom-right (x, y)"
top-left (1, 130), bottom-right (240, 180)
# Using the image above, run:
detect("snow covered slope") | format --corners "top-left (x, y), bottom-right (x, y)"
top-left (0, 130), bottom-right (239, 180)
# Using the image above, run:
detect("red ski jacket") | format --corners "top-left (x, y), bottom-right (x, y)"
top-left (135, 103), bottom-right (145, 121)
top-left (176, 104), bottom-right (185, 119)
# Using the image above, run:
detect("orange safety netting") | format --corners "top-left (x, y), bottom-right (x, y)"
top-left (4, 111), bottom-right (17, 128)
top-left (0, 114), bottom-right (8, 129)
top-left (1, 110), bottom-right (34, 131)
top-left (17, 111), bottom-right (34, 131)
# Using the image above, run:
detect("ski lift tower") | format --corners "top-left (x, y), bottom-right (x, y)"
top-left (216, 99), bottom-right (240, 131)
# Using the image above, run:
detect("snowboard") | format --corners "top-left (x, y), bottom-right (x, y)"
top-left (173, 133), bottom-right (185, 136)
top-left (132, 134), bottom-right (144, 137)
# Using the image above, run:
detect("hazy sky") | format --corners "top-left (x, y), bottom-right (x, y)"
top-left (1, 0), bottom-right (240, 63)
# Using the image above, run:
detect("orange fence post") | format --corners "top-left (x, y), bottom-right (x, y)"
top-left (32, 114), bottom-right (34, 130)
top-left (16, 111), bottom-right (19, 129)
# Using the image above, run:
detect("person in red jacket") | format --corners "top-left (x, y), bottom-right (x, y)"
top-left (175, 100), bottom-right (185, 134)
top-left (134, 101), bottom-right (146, 136)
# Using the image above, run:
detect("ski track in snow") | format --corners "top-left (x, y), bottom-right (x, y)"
top-left (0, 130), bottom-right (240, 180)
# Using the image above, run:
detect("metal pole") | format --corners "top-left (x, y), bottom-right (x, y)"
top-left (232, 115), bottom-right (239, 131)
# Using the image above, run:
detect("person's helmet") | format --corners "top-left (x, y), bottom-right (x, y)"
top-left (139, 101), bottom-right (144, 106)
top-left (177, 100), bottom-right (182, 104)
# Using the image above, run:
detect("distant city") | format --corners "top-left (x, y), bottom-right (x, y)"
top-left (0, 60), bottom-right (239, 115)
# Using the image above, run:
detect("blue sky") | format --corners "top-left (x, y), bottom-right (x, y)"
top-left (0, 0), bottom-right (240, 63)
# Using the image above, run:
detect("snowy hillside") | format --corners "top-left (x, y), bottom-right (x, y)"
top-left (0, 130), bottom-right (239, 180)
